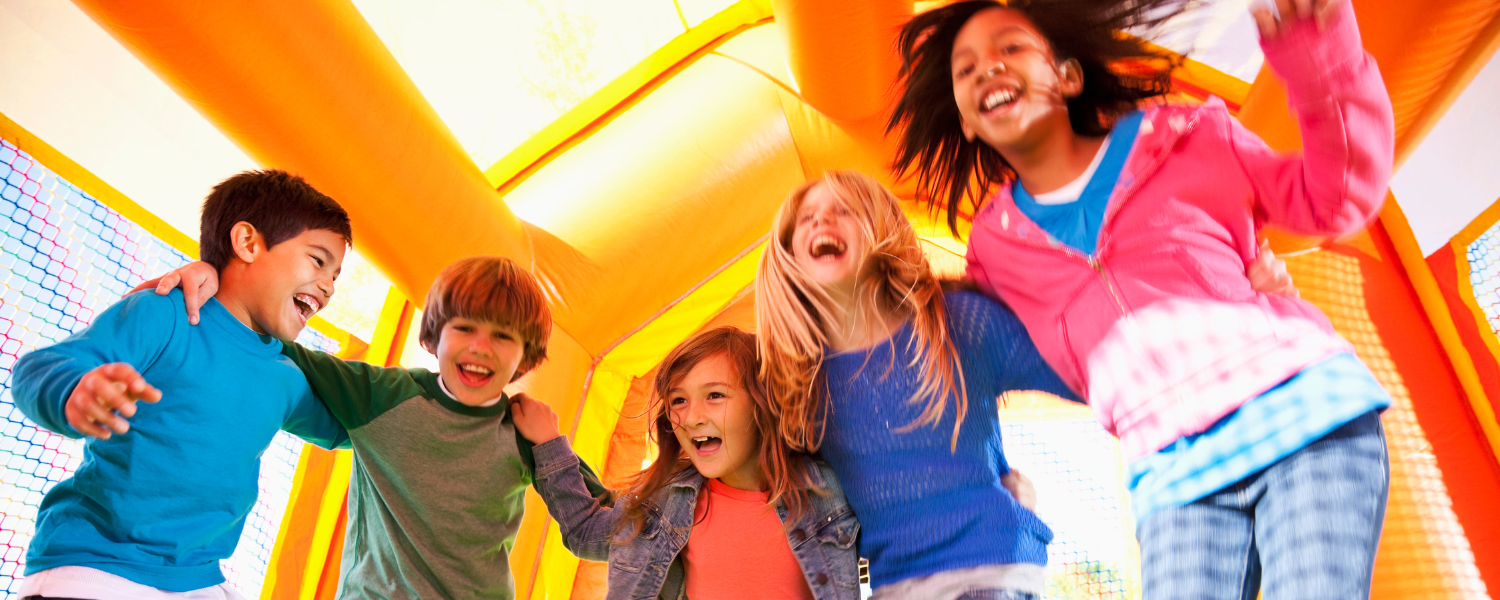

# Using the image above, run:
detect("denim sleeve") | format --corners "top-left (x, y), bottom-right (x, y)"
top-left (532, 437), bottom-right (620, 562)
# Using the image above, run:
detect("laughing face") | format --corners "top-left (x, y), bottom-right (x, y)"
top-left (789, 182), bottom-right (866, 297)
top-left (239, 227), bottom-right (344, 342)
top-left (950, 7), bottom-right (1081, 153)
top-left (667, 353), bottom-right (764, 491)
top-left (432, 317), bottom-right (526, 407)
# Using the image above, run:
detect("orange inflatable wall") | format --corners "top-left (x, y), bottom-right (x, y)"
top-left (49, 0), bottom-right (1500, 598)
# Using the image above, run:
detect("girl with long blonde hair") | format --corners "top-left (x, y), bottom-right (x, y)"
top-left (756, 170), bottom-right (1075, 600)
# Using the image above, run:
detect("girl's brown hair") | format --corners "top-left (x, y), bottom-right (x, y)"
top-left (888, 0), bottom-right (1195, 235)
top-left (756, 171), bottom-right (966, 453)
top-left (616, 326), bottom-right (817, 537)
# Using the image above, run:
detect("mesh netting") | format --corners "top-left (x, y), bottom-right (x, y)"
top-left (1467, 227), bottom-right (1500, 336)
top-left (1004, 416), bottom-right (1139, 600)
top-left (0, 138), bottom-right (340, 599)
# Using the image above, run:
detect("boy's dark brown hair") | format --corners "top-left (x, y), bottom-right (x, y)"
top-left (199, 169), bottom-right (353, 270)
top-left (888, 0), bottom-right (1196, 235)
top-left (418, 256), bottom-right (552, 380)
top-left (616, 326), bottom-right (817, 538)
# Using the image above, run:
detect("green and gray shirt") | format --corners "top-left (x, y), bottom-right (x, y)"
top-left (283, 343), bottom-right (609, 600)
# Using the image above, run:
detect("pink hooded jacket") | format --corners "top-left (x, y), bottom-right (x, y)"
top-left (964, 6), bottom-right (1394, 461)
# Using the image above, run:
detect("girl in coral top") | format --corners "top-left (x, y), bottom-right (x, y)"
top-left (511, 326), bottom-right (862, 600)
top-left (888, 0), bottom-right (1395, 597)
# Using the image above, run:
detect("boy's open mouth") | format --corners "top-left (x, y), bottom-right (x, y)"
top-left (456, 362), bottom-right (494, 387)
top-left (691, 436), bottom-right (723, 455)
top-left (809, 234), bottom-right (847, 262)
top-left (980, 86), bottom-right (1020, 116)
top-left (292, 293), bottom-right (322, 322)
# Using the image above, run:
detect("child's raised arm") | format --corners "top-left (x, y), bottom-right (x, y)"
top-left (516, 393), bottom-right (620, 562)
top-left (1232, 0), bottom-right (1394, 236)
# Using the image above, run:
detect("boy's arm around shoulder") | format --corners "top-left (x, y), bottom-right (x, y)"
top-left (12, 291), bottom-right (177, 437)
top-left (529, 435), bottom-right (620, 562)
top-left (1228, 0), bottom-right (1394, 237)
top-left (280, 341), bottom-right (425, 431)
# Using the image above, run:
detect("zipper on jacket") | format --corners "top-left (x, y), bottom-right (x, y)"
top-left (1089, 255), bottom-right (1129, 316)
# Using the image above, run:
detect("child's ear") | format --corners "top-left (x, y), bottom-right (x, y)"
top-left (230, 222), bottom-right (264, 264)
top-left (961, 118), bottom-right (977, 142)
top-left (1057, 58), bottom-right (1084, 98)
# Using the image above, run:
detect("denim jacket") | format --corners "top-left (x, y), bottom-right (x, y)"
top-left (532, 437), bottom-right (862, 600)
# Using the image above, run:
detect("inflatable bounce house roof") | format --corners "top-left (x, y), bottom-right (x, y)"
top-left (2, 0), bottom-right (1499, 598)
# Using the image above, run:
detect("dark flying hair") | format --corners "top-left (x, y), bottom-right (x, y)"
top-left (889, 0), bottom-right (1196, 235)
top-left (199, 169), bottom-right (352, 270)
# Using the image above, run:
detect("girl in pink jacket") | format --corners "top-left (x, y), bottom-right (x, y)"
top-left (889, 0), bottom-right (1395, 597)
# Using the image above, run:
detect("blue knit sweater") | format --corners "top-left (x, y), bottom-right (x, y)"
top-left (818, 290), bottom-right (1078, 588)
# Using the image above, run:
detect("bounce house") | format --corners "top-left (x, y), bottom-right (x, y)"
top-left (1, 0), bottom-right (1499, 598)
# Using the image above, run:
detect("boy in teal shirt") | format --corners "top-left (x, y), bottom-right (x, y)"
top-left (157, 255), bottom-right (610, 599)
top-left (11, 170), bottom-right (353, 598)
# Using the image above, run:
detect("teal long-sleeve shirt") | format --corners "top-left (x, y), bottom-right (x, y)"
top-left (10, 289), bottom-right (349, 592)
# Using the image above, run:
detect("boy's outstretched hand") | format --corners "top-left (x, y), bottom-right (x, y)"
top-left (66, 363), bottom-right (162, 439)
top-left (129, 261), bottom-right (220, 325)
top-left (1253, 0), bottom-right (1341, 38)
top-left (510, 392), bottom-right (561, 444)
top-left (1001, 469), bottom-right (1037, 511)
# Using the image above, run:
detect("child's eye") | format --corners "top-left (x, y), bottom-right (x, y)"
top-left (494, 331), bottom-right (514, 341)
top-left (707, 391), bottom-right (726, 400)
top-left (454, 325), bottom-right (474, 333)
top-left (312, 256), bottom-right (325, 268)
top-left (669, 396), bottom-right (687, 407)
top-left (1003, 44), bottom-right (1022, 55)
top-left (956, 64), bottom-right (974, 78)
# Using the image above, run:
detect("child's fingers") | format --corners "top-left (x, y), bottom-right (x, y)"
top-left (1252, 8), bottom-right (1280, 38)
top-left (1291, 0), bottom-right (1313, 20)
top-left (130, 276), bottom-right (162, 296)
top-left (181, 281), bottom-right (202, 326)
top-left (1314, 0), bottom-right (1341, 29)
top-left (65, 401), bottom-right (113, 439)
top-left (1273, 0), bottom-right (1296, 21)
top-left (123, 377), bottom-right (163, 404)
top-left (154, 273), bottom-right (179, 296)
top-left (74, 380), bottom-right (131, 435)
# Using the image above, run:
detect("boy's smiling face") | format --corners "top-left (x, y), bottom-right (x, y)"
top-left (433, 317), bottom-right (526, 406)
top-left (237, 226), bottom-right (345, 341)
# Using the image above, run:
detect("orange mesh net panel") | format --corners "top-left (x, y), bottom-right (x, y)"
top-left (1286, 247), bottom-right (1488, 599)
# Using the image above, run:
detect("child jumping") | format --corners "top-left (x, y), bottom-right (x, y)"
top-left (511, 325), bottom-right (863, 600)
top-left (11, 170), bottom-right (352, 599)
top-left (756, 171), bottom-right (1072, 600)
top-left (889, 0), bottom-right (1395, 597)
top-left (153, 255), bottom-right (611, 599)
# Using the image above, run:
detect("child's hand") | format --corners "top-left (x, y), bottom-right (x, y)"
top-left (1249, 239), bottom-right (1299, 298)
top-left (510, 392), bottom-right (562, 444)
top-left (1001, 469), bottom-right (1037, 510)
top-left (1253, 0), bottom-right (1341, 38)
top-left (66, 363), bottom-right (162, 439)
top-left (129, 261), bottom-right (220, 325)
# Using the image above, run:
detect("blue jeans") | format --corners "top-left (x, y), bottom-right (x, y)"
top-left (954, 591), bottom-right (1039, 600)
top-left (1138, 410), bottom-right (1388, 600)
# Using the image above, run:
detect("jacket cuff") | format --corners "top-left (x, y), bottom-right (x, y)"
top-left (1259, 0), bottom-right (1366, 97)
top-left (532, 436), bottom-right (580, 478)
